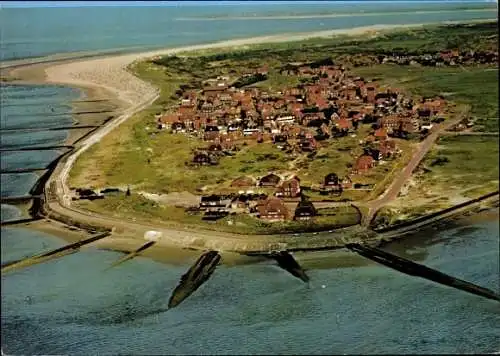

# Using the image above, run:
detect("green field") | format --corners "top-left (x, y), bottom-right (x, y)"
top-left (420, 135), bottom-right (499, 190)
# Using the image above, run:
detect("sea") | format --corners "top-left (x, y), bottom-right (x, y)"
top-left (1, 1), bottom-right (499, 354)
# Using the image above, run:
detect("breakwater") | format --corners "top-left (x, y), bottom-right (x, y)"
top-left (373, 191), bottom-right (499, 235)
top-left (346, 243), bottom-right (500, 302)
top-left (1, 231), bottom-right (111, 274)
top-left (168, 250), bottom-right (222, 308)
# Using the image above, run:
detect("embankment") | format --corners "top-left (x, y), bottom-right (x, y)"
top-left (373, 191), bottom-right (499, 240)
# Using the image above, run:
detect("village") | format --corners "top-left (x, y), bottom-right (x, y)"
top-left (135, 58), bottom-right (448, 224)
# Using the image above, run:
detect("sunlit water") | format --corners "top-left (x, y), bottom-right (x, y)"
top-left (1, 2), bottom-right (499, 354)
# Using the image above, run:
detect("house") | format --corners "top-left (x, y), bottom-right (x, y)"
top-left (193, 152), bottom-right (215, 166)
top-left (204, 125), bottom-right (220, 141)
top-left (230, 176), bottom-right (257, 188)
top-left (299, 137), bottom-right (317, 152)
top-left (336, 118), bottom-right (353, 132)
top-left (207, 143), bottom-right (223, 152)
top-left (378, 115), bottom-right (401, 133)
top-left (323, 173), bottom-right (342, 193)
top-left (379, 139), bottom-right (397, 159)
top-left (259, 173), bottom-right (281, 187)
top-left (257, 197), bottom-right (290, 222)
top-left (158, 113), bottom-right (180, 130)
top-left (294, 200), bottom-right (317, 221)
top-left (341, 175), bottom-right (353, 189)
top-left (399, 117), bottom-right (420, 133)
top-left (352, 155), bottom-right (375, 174)
top-left (324, 173), bottom-right (340, 187)
top-left (374, 127), bottom-right (388, 141)
top-left (365, 147), bottom-right (382, 161)
top-left (171, 121), bottom-right (186, 133)
top-left (199, 195), bottom-right (232, 211)
top-left (275, 176), bottom-right (301, 198)
top-left (231, 194), bottom-right (251, 210)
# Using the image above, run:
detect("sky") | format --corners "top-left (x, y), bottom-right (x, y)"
top-left (0, 0), bottom-right (494, 8)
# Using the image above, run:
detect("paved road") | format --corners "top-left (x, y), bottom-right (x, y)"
top-left (361, 106), bottom-right (470, 226)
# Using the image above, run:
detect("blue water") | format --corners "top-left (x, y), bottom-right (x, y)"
top-left (1, 2), bottom-right (498, 354)
top-left (1, 220), bottom-right (499, 354)
top-left (1, 2), bottom-right (497, 60)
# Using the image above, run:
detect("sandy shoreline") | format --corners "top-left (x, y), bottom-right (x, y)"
top-left (1, 20), bottom-right (498, 262)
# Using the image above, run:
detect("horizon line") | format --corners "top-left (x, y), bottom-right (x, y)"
top-left (0, 0), bottom-right (496, 9)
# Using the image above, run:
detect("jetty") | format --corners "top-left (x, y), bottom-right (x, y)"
top-left (0, 124), bottom-right (100, 133)
top-left (106, 241), bottom-right (157, 270)
top-left (346, 243), bottom-right (500, 302)
top-left (0, 145), bottom-right (74, 152)
top-left (168, 250), bottom-right (221, 309)
top-left (1, 167), bottom-right (47, 174)
top-left (0, 195), bottom-right (43, 204)
top-left (269, 251), bottom-right (310, 283)
top-left (1, 231), bottom-right (111, 274)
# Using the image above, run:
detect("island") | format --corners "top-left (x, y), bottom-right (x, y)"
top-left (2, 21), bottom-right (498, 254)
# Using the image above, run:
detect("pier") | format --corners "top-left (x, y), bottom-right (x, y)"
top-left (168, 251), bottom-right (222, 309)
top-left (345, 243), bottom-right (500, 302)
top-left (0, 217), bottom-right (43, 226)
top-left (0, 195), bottom-right (43, 204)
top-left (0, 145), bottom-right (74, 152)
top-left (0, 167), bottom-right (47, 174)
top-left (106, 241), bottom-right (157, 270)
top-left (0, 124), bottom-right (100, 133)
top-left (1, 231), bottom-right (111, 274)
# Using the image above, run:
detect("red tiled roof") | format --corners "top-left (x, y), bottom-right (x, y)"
top-left (337, 118), bottom-right (353, 130)
top-left (374, 128), bottom-right (388, 138)
top-left (355, 155), bottom-right (374, 170)
top-left (160, 113), bottom-right (179, 124)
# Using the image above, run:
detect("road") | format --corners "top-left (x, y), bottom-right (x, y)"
top-left (361, 106), bottom-right (470, 226)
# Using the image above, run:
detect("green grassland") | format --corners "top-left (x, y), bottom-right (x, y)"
top-left (420, 135), bottom-right (499, 190)
top-left (372, 135), bottom-right (499, 227)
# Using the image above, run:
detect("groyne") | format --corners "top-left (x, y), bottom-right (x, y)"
top-left (346, 243), bottom-right (500, 302)
top-left (0, 145), bottom-right (74, 152)
top-left (168, 250), bottom-right (222, 308)
top-left (106, 240), bottom-right (157, 270)
top-left (373, 191), bottom-right (499, 236)
top-left (1, 231), bottom-right (111, 274)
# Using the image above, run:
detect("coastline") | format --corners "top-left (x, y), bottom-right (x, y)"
top-left (1, 20), bottom-right (498, 259)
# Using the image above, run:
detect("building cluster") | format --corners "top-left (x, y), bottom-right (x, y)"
top-left (198, 173), bottom-right (316, 222)
top-left (155, 60), bottom-right (448, 222)
top-left (378, 49), bottom-right (499, 67)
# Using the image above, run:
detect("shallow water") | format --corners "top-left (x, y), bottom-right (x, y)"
top-left (1, 2), bottom-right (496, 61)
top-left (1, 219), bottom-right (499, 355)
top-left (1, 2), bottom-right (499, 354)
